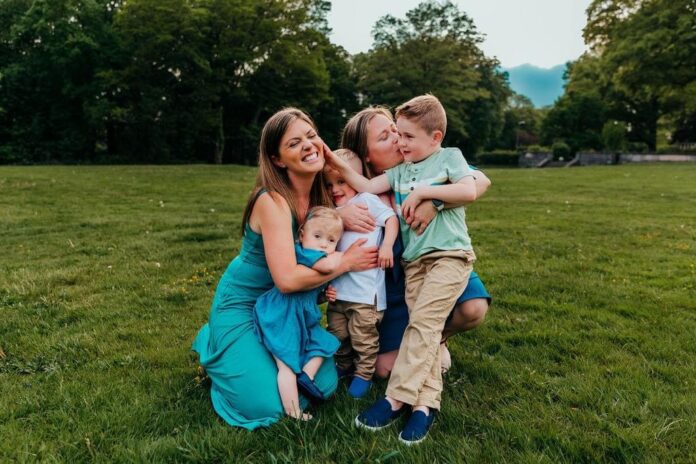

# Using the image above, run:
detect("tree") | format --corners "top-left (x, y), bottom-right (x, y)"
top-left (490, 93), bottom-right (544, 150)
top-left (355, 1), bottom-right (510, 156)
top-left (540, 90), bottom-right (606, 153)
top-left (0, 0), bottom-right (120, 162)
top-left (582, 0), bottom-right (696, 148)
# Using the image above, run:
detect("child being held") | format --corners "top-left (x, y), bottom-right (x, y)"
top-left (325, 95), bottom-right (478, 444)
top-left (324, 149), bottom-right (399, 399)
top-left (252, 206), bottom-right (342, 421)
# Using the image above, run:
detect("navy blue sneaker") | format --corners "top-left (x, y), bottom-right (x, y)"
top-left (355, 399), bottom-right (407, 431)
top-left (347, 377), bottom-right (372, 399)
top-left (297, 372), bottom-right (324, 402)
top-left (398, 409), bottom-right (437, 445)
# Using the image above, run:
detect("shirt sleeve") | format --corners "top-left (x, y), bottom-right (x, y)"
top-left (443, 147), bottom-right (474, 183)
top-left (363, 193), bottom-right (396, 227)
top-left (384, 166), bottom-right (398, 191)
top-left (294, 243), bottom-right (327, 268)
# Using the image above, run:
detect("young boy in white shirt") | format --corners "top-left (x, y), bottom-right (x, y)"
top-left (325, 149), bottom-right (399, 398)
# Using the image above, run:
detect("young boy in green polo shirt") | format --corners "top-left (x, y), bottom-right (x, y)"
top-left (324, 94), bottom-right (478, 445)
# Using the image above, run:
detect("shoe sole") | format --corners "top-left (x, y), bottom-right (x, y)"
top-left (398, 431), bottom-right (428, 445)
top-left (354, 415), bottom-right (396, 432)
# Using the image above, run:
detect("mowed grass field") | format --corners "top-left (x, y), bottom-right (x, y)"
top-left (1, 164), bottom-right (695, 463)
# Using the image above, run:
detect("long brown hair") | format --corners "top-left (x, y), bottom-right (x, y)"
top-left (340, 106), bottom-right (393, 178)
top-left (241, 108), bottom-right (333, 234)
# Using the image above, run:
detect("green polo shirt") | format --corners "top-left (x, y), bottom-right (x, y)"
top-left (385, 147), bottom-right (474, 262)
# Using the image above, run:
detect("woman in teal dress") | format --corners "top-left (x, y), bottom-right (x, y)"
top-left (192, 108), bottom-right (378, 430)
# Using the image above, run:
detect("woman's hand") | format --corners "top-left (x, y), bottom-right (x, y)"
top-left (405, 199), bottom-right (437, 236)
top-left (337, 203), bottom-right (376, 233)
top-left (341, 238), bottom-right (378, 272)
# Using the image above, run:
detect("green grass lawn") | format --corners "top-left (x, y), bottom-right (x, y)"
top-left (1, 164), bottom-right (695, 463)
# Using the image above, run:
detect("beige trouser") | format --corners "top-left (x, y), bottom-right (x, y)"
top-left (327, 300), bottom-right (384, 380)
top-left (386, 249), bottom-right (475, 410)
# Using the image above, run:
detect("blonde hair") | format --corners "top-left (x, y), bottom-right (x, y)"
top-left (395, 94), bottom-right (447, 137)
top-left (298, 206), bottom-right (343, 237)
top-left (241, 108), bottom-right (333, 234)
top-left (340, 106), bottom-right (393, 178)
top-left (327, 148), bottom-right (363, 175)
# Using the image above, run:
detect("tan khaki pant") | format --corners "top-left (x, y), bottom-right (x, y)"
top-left (327, 300), bottom-right (384, 380)
top-left (386, 249), bottom-right (475, 409)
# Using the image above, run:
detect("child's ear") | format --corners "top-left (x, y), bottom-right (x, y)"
top-left (432, 130), bottom-right (444, 144)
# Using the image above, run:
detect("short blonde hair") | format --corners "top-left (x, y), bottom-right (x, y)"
top-left (328, 148), bottom-right (363, 175)
top-left (395, 94), bottom-right (447, 137)
top-left (299, 206), bottom-right (343, 236)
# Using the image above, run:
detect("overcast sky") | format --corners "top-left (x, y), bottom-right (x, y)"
top-left (327, 0), bottom-right (592, 69)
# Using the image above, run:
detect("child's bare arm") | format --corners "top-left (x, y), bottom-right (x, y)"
top-left (311, 252), bottom-right (343, 274)
top-left (323, 142), bottom-right (391, 194)
top-left (401, 176), bottom-right (476, 219)
top-left (378, 215), bottom-right (399, 269)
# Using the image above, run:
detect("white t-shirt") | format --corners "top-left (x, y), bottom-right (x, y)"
top-left (332, 192), bottom-right (396, 310)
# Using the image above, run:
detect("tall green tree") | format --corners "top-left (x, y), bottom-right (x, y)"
top-left (582, 0), bottom-right (696, 147)
top-left (0, 0), bottom-right (119, 162)
top-left (354, 1), bottom-right (510, 155)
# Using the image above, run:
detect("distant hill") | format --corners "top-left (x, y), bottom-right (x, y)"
top-left (503, 64), bottom-right (566, 108)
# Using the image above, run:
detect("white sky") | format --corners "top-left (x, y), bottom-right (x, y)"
top-left (327, 0), bottom-right (592, 68)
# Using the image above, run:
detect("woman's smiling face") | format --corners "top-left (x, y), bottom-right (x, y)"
top-left (365, 114), bottom-right (403, 175)
top-left (275, 118), bottom-right (324, 175)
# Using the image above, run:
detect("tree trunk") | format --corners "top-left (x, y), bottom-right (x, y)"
top-left (214, 105), bottom-right (224, 164)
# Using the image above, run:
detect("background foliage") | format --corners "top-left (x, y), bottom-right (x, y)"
top-left (1, 0), bottom-right (694, 163)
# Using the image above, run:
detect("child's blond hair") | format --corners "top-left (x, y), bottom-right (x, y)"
top-left (298, 206), bottom-right (343, 237)
top-left (327, 148), bottom-right (364, 175)
top-left (395, 94), bottom-right (447, 137)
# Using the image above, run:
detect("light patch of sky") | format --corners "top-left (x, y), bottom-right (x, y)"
top-left (327, 0), bottom-right (592, 69)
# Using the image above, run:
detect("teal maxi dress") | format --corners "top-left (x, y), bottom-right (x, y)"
top-left (192, 203), bottom-right (338, 430)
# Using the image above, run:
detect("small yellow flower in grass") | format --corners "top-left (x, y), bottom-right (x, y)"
top-left (107, 265), bottom-right (113, 269)
top-left (210, 208), bottom-right (216, 213)
top-left (155, 262), bottom-right (161, 268)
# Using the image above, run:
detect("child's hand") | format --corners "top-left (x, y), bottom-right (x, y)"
top-left (325, 285), bottom-right (337, 302)
top-left (401, 188), bottom-right (423, 221)
top-left (378, 245), bottom-right (394, 269)
top-left (322, 141), bottom-right (347, 172)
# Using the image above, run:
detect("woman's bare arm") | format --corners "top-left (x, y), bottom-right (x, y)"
top-left (251, 193), bottom-right (378, 293)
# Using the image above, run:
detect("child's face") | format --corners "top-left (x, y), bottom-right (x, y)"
top-left (396, 117), bottom-right (442, 163)
top-left (300, 218), bottom-right (341, 253)
top-left (324, 168), bottom-right (358, 207)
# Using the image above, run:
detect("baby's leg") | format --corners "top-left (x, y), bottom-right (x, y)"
top-left (302, 356), bottom-right (323, 379)
top-left (275, 357), bottom-right (311, 421)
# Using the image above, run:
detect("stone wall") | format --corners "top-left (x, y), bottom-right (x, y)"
top-left (619, 154), bottom-right (696, 163)
top-left (518, 152), bottom-right (552, 168)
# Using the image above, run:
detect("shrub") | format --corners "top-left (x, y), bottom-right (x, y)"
top-left (602, 120), bottom-right (628, 152)
top-left (627, 142), bottom-right (649, 153)
top-left (656, 144), bottom-right (696, 154)
top-left (525, 145), bottom-right (552, 154)
top-left (477, 150), bottom-right (519, 166)
top-left (552, 141), bottom-right (571, 160)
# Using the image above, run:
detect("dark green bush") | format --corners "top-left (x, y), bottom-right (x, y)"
top-left (656, 144), bottom-right (696, 154)
top-left (477, 150), bottom-right (519, 166)
top-left (627, 142), bottom-right (649, 153)
top-left (552, 141), bottom-right (571, 160)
